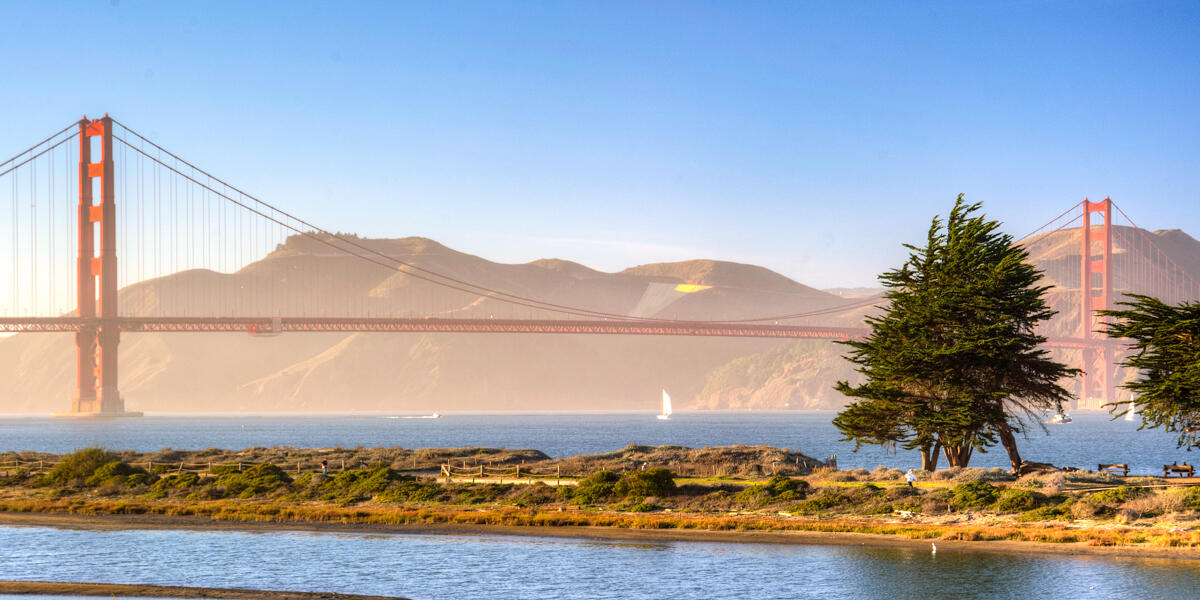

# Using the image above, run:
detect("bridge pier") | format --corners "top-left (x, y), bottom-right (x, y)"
top-left (53, 116), bottom-right (139, 418)
top-left (1076, 198), bottom-right (1115, 411)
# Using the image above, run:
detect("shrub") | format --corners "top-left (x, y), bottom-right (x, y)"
top-left (628, 501), bottom-right (659, 513)
top-left (1179, 486), bottom-right (1200, 511)
top-left (151, 472), bottom-right (201, 493)
top-left (951, 468), bottom-right (1015, 483)
top-left (951, 481), bottom-right (999, 509)
top-left (734, 476), bottom-right (809, 507)
top-left (317, 464), bottom-right (406, 500)
top-left (1088, 486), bottom-right (1148, 506)
top-left (823, 469), bottom-right (869, 482)
top-left (1017, 504), bottom-right (1071, 522)
top-left (1070, 497), bottom-right (1115, 520)
top-left (793, 488), bottom-right (850, 514)
top-left (614, 468), bottom-right (676, 499)
top-left (376, 480), bottom-right (446, 504)
top-left (85, 461), bottom-right (143, 487)
top-left (216, 463), bottom-right (292, 498)
top-left (39, 447), bottom-right (118, 486)
top-left (993, 488), bottom-right (1042, 513)
top-left (765, 475), bottom-right (809, 496)
top-left (572, 470), bottom-right (620, 504)
top-left (870, 466), bottom-right (904, 481)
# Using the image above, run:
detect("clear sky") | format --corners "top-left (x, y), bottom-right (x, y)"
top-left (1, 0), bottom-right (1197, 288)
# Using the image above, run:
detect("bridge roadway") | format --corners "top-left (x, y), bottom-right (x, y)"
top-left (0, 317), bottom-right (1116, 349)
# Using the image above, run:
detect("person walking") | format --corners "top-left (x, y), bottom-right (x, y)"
top-left (321, 459), bottom-right (328, 475)
top-left (905, 469), bottom-right (918, 488)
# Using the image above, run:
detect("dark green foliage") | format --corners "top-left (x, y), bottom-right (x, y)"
top-left (793, 488), bottom-right (850, 514)
top-left (316, 464), bottom-right (407, 500)
top-left (1102, 295), bottom-right (1200, 448)
top-left (834, 197), bottom-right (1076, 471)
top-left (571, 470), bottom-right (620, 504)
top-left (765, 475), bottom-right (809, 497)
top-left (628, 501), bottom-right (659, 512)
top-left (735, 475), bottom-right (810, 506)
top-left (215, 464), bottom-right (292, 498)
top-left (39, 448), bottom-right (120, 486)
top-left (951, 481), bottom-right (999, 509)
top-left (613, 468), bottom-right (676, 499)
top-left (1018, 504), bottom-right (1071, 522)
top-left (151, 472), bottom-right (201, 492)
top-left (1180, 487), bottom-right (1200, 511)
top-left (209, 464), bottom-right (242, 476)
top-left (1088, 486), bottom-right (1148, 506)
top-left (84, 461), bottom-right (154, 488)
top-left (375, 480), bottom-right (446, 504)
top-left (993, 488), bottom-right (1043, 512)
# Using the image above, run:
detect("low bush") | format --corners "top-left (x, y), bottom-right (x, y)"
top-left (38, 448), bottom-right (118, 486)
top-left (614, 468), bottom-right (676, 499)
top-left (793, 488), bottom-right (850, 514)
top-left (993, 489), bottom-right (1043, 513)
top-left (376, 479), bottom-right (446, 504)
top-left (1017, 504), bottom-right (1071, 522)
top-left (1179, 486), bottom-right (1200, 511)
top-left (215, 464), bottom-right (292, 498)
top-left (1088, 486), bottom-right (1148, 506)
top-left (572, 470), bottom-right (620, 505)
top-left (951, 481), bottom-right (999, 509)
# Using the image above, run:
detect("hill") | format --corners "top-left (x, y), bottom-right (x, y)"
top-left (0, 236), bottom-right (853, 413)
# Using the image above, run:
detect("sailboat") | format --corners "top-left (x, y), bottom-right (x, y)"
top-left (1046, 411), bottom-right (1072, 424)
top-left (656, 389), bottom-right (673, 420)
top-left (1126, 402), bottom-right (1137, 422)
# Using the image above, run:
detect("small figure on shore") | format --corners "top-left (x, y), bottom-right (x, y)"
top-left (905, 469), bottom-right (918, 488)
top-left (640, 462), bottom-right (648, 471)
top-left (321, 459), bottom-right (328, 475)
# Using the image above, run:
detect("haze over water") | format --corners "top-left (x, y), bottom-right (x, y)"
top-left (0, 411), bottom-right (1187, 475)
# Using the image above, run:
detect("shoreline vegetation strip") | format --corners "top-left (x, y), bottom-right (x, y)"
top-left (2, 446), bottom-right (1200, 554)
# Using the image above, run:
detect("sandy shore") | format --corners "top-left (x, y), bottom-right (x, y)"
top-left (0, 580), bottom-right (404, 599)
top-left (1, 511), bottom-right (1197, 562)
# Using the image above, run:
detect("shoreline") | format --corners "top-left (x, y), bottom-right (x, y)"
top-left (0, 580), bottom-right (404, 599)
top-left (1, 511), bottom-right (1197, 561)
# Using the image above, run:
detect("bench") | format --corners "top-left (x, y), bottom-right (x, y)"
top-left (1098, 463), bottom-right (1129, 477)
top-left (1164, 462), bottom-right (1194, 478)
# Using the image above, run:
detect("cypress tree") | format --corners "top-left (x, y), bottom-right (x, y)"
top-left (1102, 295), bottom-right (1200, 448)
top-left (834, 196), bottom-right (1077, 471)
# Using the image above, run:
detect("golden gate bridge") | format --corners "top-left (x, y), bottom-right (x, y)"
top-left (0, 116), bottom-right (1197, 416)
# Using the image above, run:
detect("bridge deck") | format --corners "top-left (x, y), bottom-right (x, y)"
top-left (0, 317), bottom-right (1117, 348)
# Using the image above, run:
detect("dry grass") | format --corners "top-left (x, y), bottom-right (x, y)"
top-left (0, 492), bottom-right (1197, 549)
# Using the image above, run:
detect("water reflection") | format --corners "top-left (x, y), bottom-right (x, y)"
top-left (1, 525), bottom-right (1198, 600)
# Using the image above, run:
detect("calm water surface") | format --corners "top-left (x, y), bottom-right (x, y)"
top-left (1, 525), bottom-right (1199, 600)
top-left (0, 412), bottom-right (1188, 474)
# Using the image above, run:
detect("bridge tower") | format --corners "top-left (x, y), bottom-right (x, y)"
top-left (1078, 197), bottom-right (1114, 411)
top-left (60, 116), bottom-right (139, 417)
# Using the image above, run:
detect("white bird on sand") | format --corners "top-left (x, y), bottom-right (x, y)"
top-left (931, 543), bottom-right (937, 554)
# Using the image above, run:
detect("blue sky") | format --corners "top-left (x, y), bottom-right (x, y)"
top-left (0, 0), bottom-right (1197, 288)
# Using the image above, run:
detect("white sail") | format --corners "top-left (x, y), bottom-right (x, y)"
top-left (657, 389), bottom-right (672, 419)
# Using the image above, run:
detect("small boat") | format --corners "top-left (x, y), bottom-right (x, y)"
top-left (1046, 412), bottom-right (1072, 424)
top-left (657, 389), bottom-right (672, 420)
top-left (386, 413), bottom-right (441, 419)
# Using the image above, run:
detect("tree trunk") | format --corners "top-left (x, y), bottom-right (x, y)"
top-left (942, 444), bottom-right (973, 468)
top-left (996, 423), bottom-right (1023, 473)
top-left (919, 443), bottom-right (941, 472)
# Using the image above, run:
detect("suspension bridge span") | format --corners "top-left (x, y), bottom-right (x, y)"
top-left (0, 116), bottom-right (1195, 416)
